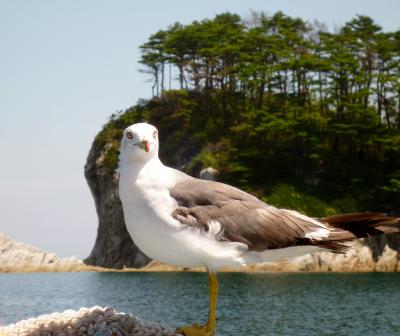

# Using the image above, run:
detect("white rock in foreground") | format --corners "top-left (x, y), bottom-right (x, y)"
top-left (0, 306), bottom-right (180, 336)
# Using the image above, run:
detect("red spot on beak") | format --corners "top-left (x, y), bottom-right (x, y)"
top-left (145, 141), bottom-right (150, 153)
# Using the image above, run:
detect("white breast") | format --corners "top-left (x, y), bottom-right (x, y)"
top-left (118, 159), bottom-right (246, 269)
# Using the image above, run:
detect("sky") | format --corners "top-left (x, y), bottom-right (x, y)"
top-left (1, 0), bottom-right (399, 259)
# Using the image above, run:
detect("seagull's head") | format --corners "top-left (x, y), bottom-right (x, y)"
top-left (119, 123), bottom-right (159, 164)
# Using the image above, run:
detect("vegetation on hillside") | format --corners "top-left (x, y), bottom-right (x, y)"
top-left (95, 12), bottom-right (400, 216)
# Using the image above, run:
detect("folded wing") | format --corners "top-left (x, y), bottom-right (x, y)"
top-left (170, 178), bottom-right (399, 253)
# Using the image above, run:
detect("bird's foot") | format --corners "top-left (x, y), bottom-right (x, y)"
top-left (176, 324), bottom-right (214, 336)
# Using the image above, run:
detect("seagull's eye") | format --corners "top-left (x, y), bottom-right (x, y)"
top-left (153, 130), bottom-right (158, 140)
top-left (126, 131), bottom-right (133, 140)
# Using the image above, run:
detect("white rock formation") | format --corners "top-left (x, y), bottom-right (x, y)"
top-left (0, 233), bottom-right (81, 272)
top-left (241, 239), bottom-right (400, 272)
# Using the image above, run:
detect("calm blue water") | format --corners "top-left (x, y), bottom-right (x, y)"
top-left (1, 272), bottom-right (400, 335)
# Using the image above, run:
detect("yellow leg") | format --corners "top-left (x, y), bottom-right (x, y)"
top-left (206, 271), bottom-right (218, 333)
top-left (176, 271), bottom-right (219, 336)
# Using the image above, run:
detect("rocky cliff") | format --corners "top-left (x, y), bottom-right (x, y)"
top-left (84, 140), bottom-right (150, 269)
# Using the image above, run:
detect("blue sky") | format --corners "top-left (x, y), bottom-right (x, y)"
top-left (1, 0), bottom-right (399, 258)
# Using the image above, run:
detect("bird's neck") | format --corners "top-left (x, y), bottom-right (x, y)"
top-left (119, 157), bottom-right (163, 184)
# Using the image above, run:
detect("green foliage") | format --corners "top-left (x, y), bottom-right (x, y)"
top-left (94, 11), bottom-right (400, 214)
top-left (263, 183), bottom-right (337, 217)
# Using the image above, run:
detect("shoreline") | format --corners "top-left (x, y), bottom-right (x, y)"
top-left (2, 238), bottom-right (400, 273)
top-left (2, 260), bottom-right (400, 273)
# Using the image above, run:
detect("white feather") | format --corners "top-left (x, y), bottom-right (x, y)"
top-left (286, 209), bottom-right (330, 240)
top-left (304, 228), bottom-right (330, 240)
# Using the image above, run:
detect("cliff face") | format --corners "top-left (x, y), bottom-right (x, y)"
top-left (84, 140), bottom-right (150, 269)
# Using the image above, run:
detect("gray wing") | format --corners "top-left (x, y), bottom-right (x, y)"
top-left (169, 178), bottom-right (340, 252)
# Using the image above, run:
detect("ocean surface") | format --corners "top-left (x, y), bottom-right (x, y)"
top-left (1, 272), bottom-right (400, 335)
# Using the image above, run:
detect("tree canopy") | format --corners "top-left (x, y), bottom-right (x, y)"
top-left (97, 12), bottom-right (400, 216)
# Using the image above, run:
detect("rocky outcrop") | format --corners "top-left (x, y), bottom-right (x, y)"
top-left (259, 238), bottom-right (400, 272)
top-left (84, 140), bottom-right (150, 269)
top-left (0, 233), bottom-right (82, 272)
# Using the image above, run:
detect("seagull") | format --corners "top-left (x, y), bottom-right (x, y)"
top-left (118, 122), bottom-right (400, 336)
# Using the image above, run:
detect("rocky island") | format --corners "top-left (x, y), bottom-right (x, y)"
top-left (82, 12), bottom-right (400, 272)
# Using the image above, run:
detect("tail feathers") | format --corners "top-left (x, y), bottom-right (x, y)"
top-left (318, 212), bottom-right (400, 253)
top-left (322, 212), bottom-right (399, 228)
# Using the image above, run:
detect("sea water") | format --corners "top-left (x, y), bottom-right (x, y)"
top-left (1, 272), bottom-right (399, 336)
